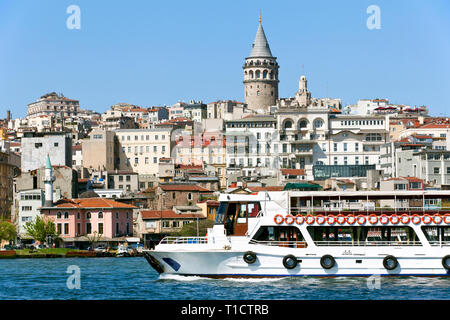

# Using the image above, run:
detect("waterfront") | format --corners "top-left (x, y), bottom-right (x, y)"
top-left (0, 257), bottom-right (448, 300)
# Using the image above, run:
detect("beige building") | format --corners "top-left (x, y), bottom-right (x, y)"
top-left (26, 92), bottom-right (80, 119)
top-left (115, 128), bottom-right (174, 176)
top-left (82, 129), bottom-right (116, 172)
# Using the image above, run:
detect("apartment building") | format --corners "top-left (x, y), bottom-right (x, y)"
top-left (115, 128), bottom-right (174, 176)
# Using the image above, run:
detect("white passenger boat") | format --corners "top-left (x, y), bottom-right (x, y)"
top-left (143, 190), bottom-right (450, 277)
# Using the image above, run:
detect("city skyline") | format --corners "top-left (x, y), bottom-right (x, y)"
top-left (1, 0), bottom-right (450, 117)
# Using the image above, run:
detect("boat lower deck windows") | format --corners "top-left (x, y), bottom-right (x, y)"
top-left (421, 227), bottom-right (450, 246)
top-left (251, 226), bottom-right (307, 248)
top-left (306, 226), bottom-right (421, 246)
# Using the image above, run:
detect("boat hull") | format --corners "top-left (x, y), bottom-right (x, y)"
top-left (143, 249), bottom-right (450, 278)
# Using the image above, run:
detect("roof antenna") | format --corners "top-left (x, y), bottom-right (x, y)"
top-left (259, 9), bottom-right (261, 24)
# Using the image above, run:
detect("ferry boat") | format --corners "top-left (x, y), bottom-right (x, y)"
top-left (143, 190), bottom-right (450, 277)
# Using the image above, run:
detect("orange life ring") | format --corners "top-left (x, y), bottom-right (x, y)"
top-left (346, 214), bottom-right (356, 225)
top-left (295, 215), bottom-right (304, 225)
top-left (326, 215), bottom-right (336, 225)
top-left (379, 214), bottom-right (389, 225)
top-left (274, 214), bottom-right (284, 225)
top-left (356, 215), bottom-right (366, 225)
top-left (433, 214), bottom-right (442, 224)
top-left (444, 214), bottom-right (450, 224)
top-left (422, 214), bottom-right (432, 224)
top-left (390, 214), bottom-right (400, 225)
top-left (400, 214), bottom-right (410, 224)
top-left (284, 214), bottom-right (295, 225)
top-left (316, 215), bottom-right (325, 225)
top-left (368, 214), bottom-right (378, 224)
top-left (336, 214), bottom-right (346, 225)
top-left (305, 214), bottom-right (315, 225)
top-left (411, 214), bottom-right (421, 224)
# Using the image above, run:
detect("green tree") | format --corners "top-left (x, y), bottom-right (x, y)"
top-left (0, 220), bottom-right (17, 248)
top-left (177, 219), bottom-right (215, 237)
top-left (24, 215), bottom-right (59, 245)
top-left (86, 231), bottom-right (103, 251)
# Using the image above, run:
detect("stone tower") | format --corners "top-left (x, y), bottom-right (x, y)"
top-left (243, 17), bottom-right (279, 112)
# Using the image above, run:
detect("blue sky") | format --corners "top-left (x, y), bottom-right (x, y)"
top-left (0, 0), bottom-right (449, 117)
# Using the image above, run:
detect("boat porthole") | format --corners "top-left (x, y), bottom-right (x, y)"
top-left (283, 255), bottom-right (298, 269)
top-left (383, 255), bottom-right (398, 270)
top-left (243, 251), bottom-right (257, 264)
top-left (320, 255), bottom-right (335, 269)
top-left (442, 255), bottom-right (450, 270)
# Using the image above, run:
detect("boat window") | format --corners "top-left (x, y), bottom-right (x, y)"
top-left (421, 226), bottom-right (450, 245)
top-left (306, 226), bottom-right (420, 246)
top-left (251, 226), bottom-right (307, 248)
top-left (215, 202), bottom-right (227, 225)
top-left (248, 202), bottom-right (260, 217)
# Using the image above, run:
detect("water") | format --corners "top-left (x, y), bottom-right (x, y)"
top-left (0, 257), bottom-right (448, 300)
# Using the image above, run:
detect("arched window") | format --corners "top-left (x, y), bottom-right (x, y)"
top-left (255, 70), bottom-right (260, 79)
top-left (263, 70), bottom-right (268, 79)
top-left (249, 70), bottom-right (254, 79)
top-left (299, 119), bottom-right (308, 129)
top-left (64, 212), bottom-right (69, 219)
top-left (98, 212), bottom-right (103, 219)
top-left (283, 119), bottom-right (293, 129)
top-left (270, 71), bottom-right (274, 79)
top-left (86, 212), bottom-right (91, 219)
top-left (314, 119), bottom-right (324, 129)
top-left (57, 212), bottom-right (62, 219)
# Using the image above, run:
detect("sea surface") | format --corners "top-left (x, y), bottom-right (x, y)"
top-left (0, 257), bottom-right (448, 300)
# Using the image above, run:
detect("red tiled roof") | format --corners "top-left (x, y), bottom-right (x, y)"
top-left (140, 210), bottom-right (203, 219)
top-left (72, 144), bottom-right (82, 151)
top-left (281, 169), bottom-right (305, 176)
top-left (160, 184), bottom-right (212, 192)
top-left (248, 186), bottom-right (284, 192)
top-left (51, 198), bottom-right (136, 209)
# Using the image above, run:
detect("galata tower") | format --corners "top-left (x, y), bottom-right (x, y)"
top-left (243, 16), bottom-right (279, 112)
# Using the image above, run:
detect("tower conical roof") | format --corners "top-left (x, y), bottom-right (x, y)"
top-left (45, 154), bottom-right (52, 169)
top-left (249, 22), bottom-right (273, 58)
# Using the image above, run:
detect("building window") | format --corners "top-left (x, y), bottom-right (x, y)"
top-left (343, 143), bottom-right (347, 152)
top-left (86, 223), bottom-right (92, 234)
top-left (187, 193), bottom-right (193, 201)
top-left (64, 223), bottom-right (69, 235)
top-left (86, 212), bottom-right (91, 219)
top-left (64, 212), bottom-right (69, 219)
top-left (57, 223), bottom-right (62, 234)
top-left (57, 212), bottom-right (62, 219)
top-left (98, 223), bottom-right (104, 235)
top-left (98, 212), bottom-right (103, 219)
top-left (434, 167), bottom-right (440, 174)
top-left (333, 143), bottom-right (337, 152)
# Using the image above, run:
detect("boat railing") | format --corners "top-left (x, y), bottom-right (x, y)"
top-left (290, 206), bottom-right (450, 215)
top-left (313, 240), bottom-right (422, 246)
top-left (159, 236), bottom-right (208, 245)
top-left (428, 241), bottom-right (450, 246)
top-left (249, 239), bottom-right (308, 248)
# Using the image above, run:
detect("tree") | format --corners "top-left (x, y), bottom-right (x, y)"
top-left (0, 220), bottom-right (17, 248)
top-left (24, 215), bottom-right (59, 245)
top-left (177, 219), bottom-right (215, 237)
top-left (86, 231), bottom-right (103, 250)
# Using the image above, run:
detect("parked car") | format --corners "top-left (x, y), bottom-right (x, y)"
top-left (94, 245), bottom-right (107, 253)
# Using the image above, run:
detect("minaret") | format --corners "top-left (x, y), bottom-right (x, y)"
top-left (243, 14), bottom-right (279, 113)
top-left (43, 154), bottom-right (55, 207)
